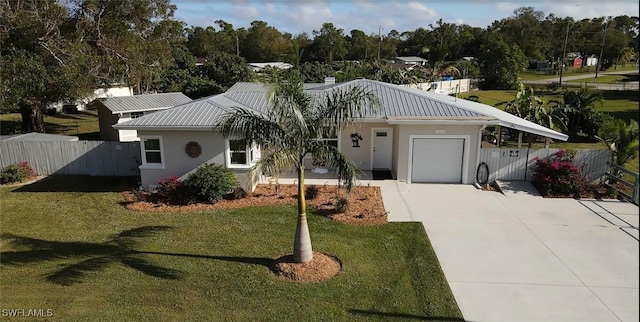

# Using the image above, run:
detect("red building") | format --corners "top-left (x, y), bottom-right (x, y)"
top-left (572, 56), bottom-right (583, 68)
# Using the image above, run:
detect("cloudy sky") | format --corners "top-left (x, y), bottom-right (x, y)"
top-left (171, 0), bottom-right (639, 35)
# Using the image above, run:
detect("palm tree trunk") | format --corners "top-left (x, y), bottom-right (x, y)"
top-left (293, 166), bottom-right (313, 263)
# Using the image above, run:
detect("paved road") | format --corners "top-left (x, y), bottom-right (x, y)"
top-left (522, 70), bottom-right (639, 91)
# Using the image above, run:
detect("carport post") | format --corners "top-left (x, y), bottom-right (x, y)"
top-left (544, 137), bottom-right (551, 156)
top-left (517, 132), bottom-right (523, 150)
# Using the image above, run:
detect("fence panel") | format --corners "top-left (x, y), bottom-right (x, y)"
top-left (478, 147), bottom-right (610, 182)
top-left (0, 141), bottom-right (140, 176)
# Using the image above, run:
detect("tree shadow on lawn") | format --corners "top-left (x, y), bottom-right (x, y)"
top-left (0, 226), bottom-right (273, 286)
top-left (348, 309), bottom-right (466, 321)
top-left (13, 175), bottom-right (139, 193)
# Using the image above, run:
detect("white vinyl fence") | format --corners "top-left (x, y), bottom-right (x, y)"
top-left (0, 141), bottom-right (141, 176)
top-left (478, 148), bottom-right (613, 183)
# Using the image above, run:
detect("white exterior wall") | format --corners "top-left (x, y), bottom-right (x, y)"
top-left (338, 122), bottom-right (392, 171)
top-left (137, 130), bottom-right (225, 189)
top-left (395, 124), bottom-right (482, 184)
top-left (116, 111), bottom-right (161, 142)
top-left (137, 130), bottom-right (256, 191)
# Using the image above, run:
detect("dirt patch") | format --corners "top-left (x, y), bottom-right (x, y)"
top-left (270, 252), bottom-right (342, 283)
top-left (123, 183), bottom-right (388, 225)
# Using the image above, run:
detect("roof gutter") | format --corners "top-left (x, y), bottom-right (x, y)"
top-left (112, 125), bottom-right (213, 131)
top-left (497, 121), bottom-right (568, 141)
top-left (113, 106), bottom-right (173, 115)
top-left (386, 119), bottom-right (499, 125)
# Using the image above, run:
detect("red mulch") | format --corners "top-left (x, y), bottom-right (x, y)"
top-left (123, 183), bottom-right (388, 225)
top-left (270, 252), bottom-right (342, 283)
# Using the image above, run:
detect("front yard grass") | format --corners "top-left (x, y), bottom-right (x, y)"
top-left (0, 176), bottom-right (463, 321)
top-left (0, 110), bottom-right (100, 139)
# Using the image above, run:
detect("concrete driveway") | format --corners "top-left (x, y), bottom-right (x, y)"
top-left (380, 181), bottom-right (639, 322)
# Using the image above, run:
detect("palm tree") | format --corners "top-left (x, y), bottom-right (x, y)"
top-left (557, 86), bottom-right (604, 141)
top-left (217, 73), bottom-right (379, 263)
top-left (421, 46), bottom-right (461, 82)
top-left (496, 81), bottom-right (566, 145)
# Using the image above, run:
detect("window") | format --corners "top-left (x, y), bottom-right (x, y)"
top-left (130, 112), bottom-right (144, 119)
top-left (141, 137), bottom-right (163, 167)
top-left (320, 126), bottom-right (338, 148)
top-left (227, 140), bottom-right (258, 167)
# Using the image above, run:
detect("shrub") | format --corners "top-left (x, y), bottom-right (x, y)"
top-left (156, 176), bottom-right (193, 205)
top-left (531, 150), bottom-right (585, 196)
top-left (305, 185), bottom-right (319, 200)
top-left (224, 186), bottom-right (247, 200)
top-left (1, 162), bottom-right (35, 184)
top-left (335, 197), bottom-right (349, 213)
top-left (185, 163), bottom-right (237, 204)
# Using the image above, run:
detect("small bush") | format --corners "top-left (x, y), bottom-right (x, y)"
top-left (225, 186), bottom-right (247, 200)
top-left (186, 163), bottom-right (237, 204)
top-left (531, 150), bottom-right (585, 196)
top-left (335, 197), bottom-right (349, 213)
top-left (1, 162), bottom-right (35, 184)
top-left (156, 176), bottom-right (193, 205)
top-left (305, 185), bottom-right (319, 200)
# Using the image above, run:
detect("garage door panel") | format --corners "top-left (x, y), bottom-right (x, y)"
top-left (411, 138), bottom-right (464, 183)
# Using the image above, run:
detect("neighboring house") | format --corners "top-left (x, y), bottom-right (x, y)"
top-left (248, 62), bottom-right (293, 72)
top-left (87, 92), bottom-right (192, 142)
top-left (47, 85), bottom-right (133, 113)
top-left (392, 56), bottom-right (429, 66)
top-left (195, 57), bottom-right (208, 66)
top-left (0, 132), bottom-right (79, 142)
top-left (114, 79), bottom-right (568, 191)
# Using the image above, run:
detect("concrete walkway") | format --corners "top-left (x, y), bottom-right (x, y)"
top-left (380, 181), bottom-right (639, 322)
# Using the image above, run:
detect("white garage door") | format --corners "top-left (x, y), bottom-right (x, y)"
top-left (411, 138), bottom-right (464, 183)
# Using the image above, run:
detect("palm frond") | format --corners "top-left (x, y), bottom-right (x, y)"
top-left (248, 148), bottom-right (300, 184)
top-left (314, 85), bottom-right (381, 134)
top-left (216, 107), bottom-right (290, 149)
top-left (308, 142), bottom-right (362, 192)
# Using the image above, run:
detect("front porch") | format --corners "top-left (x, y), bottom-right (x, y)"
top-left (261, 168), bottom-right (378, 186)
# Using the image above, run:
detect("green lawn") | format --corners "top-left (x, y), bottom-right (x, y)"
top-left (0, 110), bottom-right (100, 139)
top-left (564, 73), bottom-right (639, 84)
top-left (0, 176), bottom-right (463, 321)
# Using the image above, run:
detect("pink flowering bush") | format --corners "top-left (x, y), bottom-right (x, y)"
top-left (1, 161), bottom-right (35, 184)
top-left (156, 176), bottom-right (193, 205)
top-left (531, 150), bottom-right (586, 196)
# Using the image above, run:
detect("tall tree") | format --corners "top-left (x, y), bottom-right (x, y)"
top-left (241, 20), bottom-right (290, 62)
top-left (216, 72), bottom-right (379, 263)
top-left (309, 23), bottom-right (348, 62)
top-left (478, 34), bottom-right (528, 89)
top-left (1, 0), bottom-right (177, 132)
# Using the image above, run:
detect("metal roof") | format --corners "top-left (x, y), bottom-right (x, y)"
top-left (115, 79), bottom-right (568, 141)
top-left (91, 92), bottom-right (192, 114)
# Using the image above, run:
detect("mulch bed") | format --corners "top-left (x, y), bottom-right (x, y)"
top-left (123, 183), bottom-right (388, 225)
top-left (270, 252), bottom-right (342, 283)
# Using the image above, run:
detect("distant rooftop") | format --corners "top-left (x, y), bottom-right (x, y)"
top-left (88, 92), bottom-right (192, 114)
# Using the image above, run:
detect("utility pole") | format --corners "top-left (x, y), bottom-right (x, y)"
top-left (559, 20), bottom-right (570, 86)
top-left (377, 26), bottom-right (383, 60)
top-left (595, 17), bottom-right (609, 83)
top-left (236, 36), bottom-right (239, 57)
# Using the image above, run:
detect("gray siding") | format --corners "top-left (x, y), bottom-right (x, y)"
top-left (0, 141), bottom-right (140, 176)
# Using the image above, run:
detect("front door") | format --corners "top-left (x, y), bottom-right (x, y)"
top-left (372, 128), bottom-right (392, 170)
